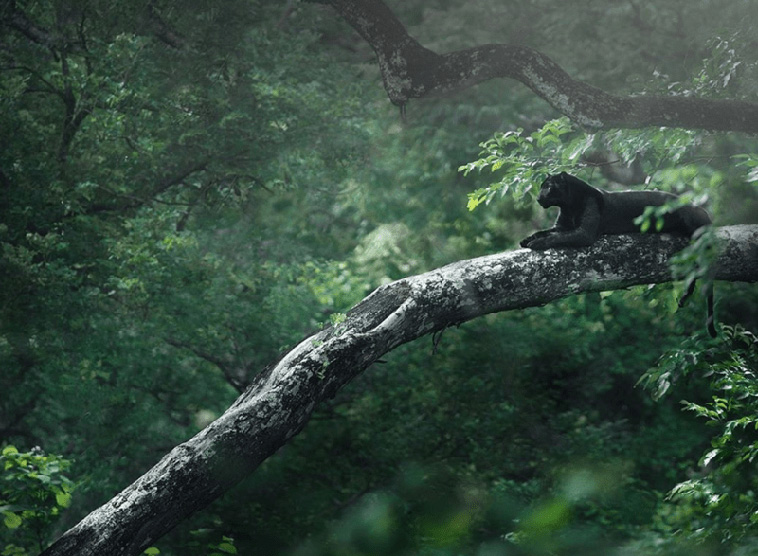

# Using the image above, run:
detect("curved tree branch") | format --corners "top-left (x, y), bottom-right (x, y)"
top-left (2, 0), bottom-right (59, 50)
top-left (41, 225), bottom-right (758, 555)
top-left (324, 0), bottom-right (758, 134)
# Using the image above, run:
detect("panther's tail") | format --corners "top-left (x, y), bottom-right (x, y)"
top-left (706, 281), bottom-right (716, 337)
top-left (678, 279), bottom-right (716, 337)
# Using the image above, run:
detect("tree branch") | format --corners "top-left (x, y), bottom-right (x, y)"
top-left (83, 160), bottom-right (209, 214)
top-left (41, 225), bottom-right (758, 555)
top-left (3, 1), bottom-right (58, 50)
top-left (324, 0), bottom-right (758, 134)
top-left (164, 337), bottom-right (247, 393)
top-left (145, 1), bottom-right (186, 49)
top-left (57, 51), bottom-right (91, 165)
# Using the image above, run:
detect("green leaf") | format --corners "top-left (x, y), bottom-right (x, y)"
top-left (55, 491), bottom-right (72, 508)
top-left (2, 511), bottom-right (22, 529)
top-left (217, 542), bottom-right (238, 554)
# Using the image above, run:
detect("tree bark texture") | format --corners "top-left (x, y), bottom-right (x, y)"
top-left (42, 225), bottom-right (758, 555)
top-left (325, 0), bottom-right (758, 134)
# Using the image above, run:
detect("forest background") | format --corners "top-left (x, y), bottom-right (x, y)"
top-left (2, 0), bottom-right (758, 554)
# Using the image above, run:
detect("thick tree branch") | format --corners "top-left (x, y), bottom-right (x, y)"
top-left (325, 0), bottom-right (758, 134)
top-left (145, 1), bottom-right (186, 49)
top-left (3, 1), bottom-right (58, 50)
top-left (41, 225), bottom-right (758, 555)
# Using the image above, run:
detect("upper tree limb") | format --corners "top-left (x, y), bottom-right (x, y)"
top-left (322, 0), bottom-right (758, 134)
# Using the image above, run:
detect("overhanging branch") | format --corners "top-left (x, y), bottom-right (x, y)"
top-left (42, 225), bottom-right (758, 556)
top-left (325, 0), bottom-right (758, 134)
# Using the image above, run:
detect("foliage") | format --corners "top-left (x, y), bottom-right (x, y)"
top-left (0, 446), bottom-right (74, 554)
top-left (460, 117), bottom-right (575, 210)
top-left (670, 35), bottom-right (751, 99)
top-left (668, 227), bottom-right (719, 289)
top-left (735, 154), bottom-right (758, 183)
top-left (641, 326), bottom-right (758, 547)
top-left (460, 116), bottom-right (720, 214)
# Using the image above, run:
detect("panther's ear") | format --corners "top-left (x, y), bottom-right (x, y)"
top-left (554, 171), bottom-right (569, 184)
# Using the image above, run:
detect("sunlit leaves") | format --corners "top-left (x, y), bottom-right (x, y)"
top-left (638, 336), bottom-right (712, 401)
top-left (460, 117), bottom-right (575, 210)
top-left (0, 446), bottom-right (75, 545)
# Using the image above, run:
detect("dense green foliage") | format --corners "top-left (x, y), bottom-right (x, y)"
top-left (1, 1), bottom-right (757, 554)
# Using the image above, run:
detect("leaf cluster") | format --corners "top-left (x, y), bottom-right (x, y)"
top-left (641, 327), bottom-right (758, 545)
top-left (460, 117), bottom-right (714, 216)
top-left (0, 446), bottom-right (74, 555)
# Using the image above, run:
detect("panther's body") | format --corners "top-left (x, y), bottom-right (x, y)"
top-left (520, 172), bottom-right (711, 250)
top-left (520, 172), bottom-right (715, 336)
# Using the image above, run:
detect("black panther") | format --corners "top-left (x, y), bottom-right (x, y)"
top-left (520, 172), bottom-right (715, 336)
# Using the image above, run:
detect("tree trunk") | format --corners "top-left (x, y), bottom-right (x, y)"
top-left (42, 225), bottom-right (758, 555)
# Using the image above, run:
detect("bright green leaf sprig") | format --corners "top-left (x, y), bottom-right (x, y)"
top-left (459, 117), bottom-right (580, 211)
top-left (1, 445), bottom-right (75, 546)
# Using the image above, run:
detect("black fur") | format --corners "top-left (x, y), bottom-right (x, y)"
top-left (520, 172), bottom-right (716, 336)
